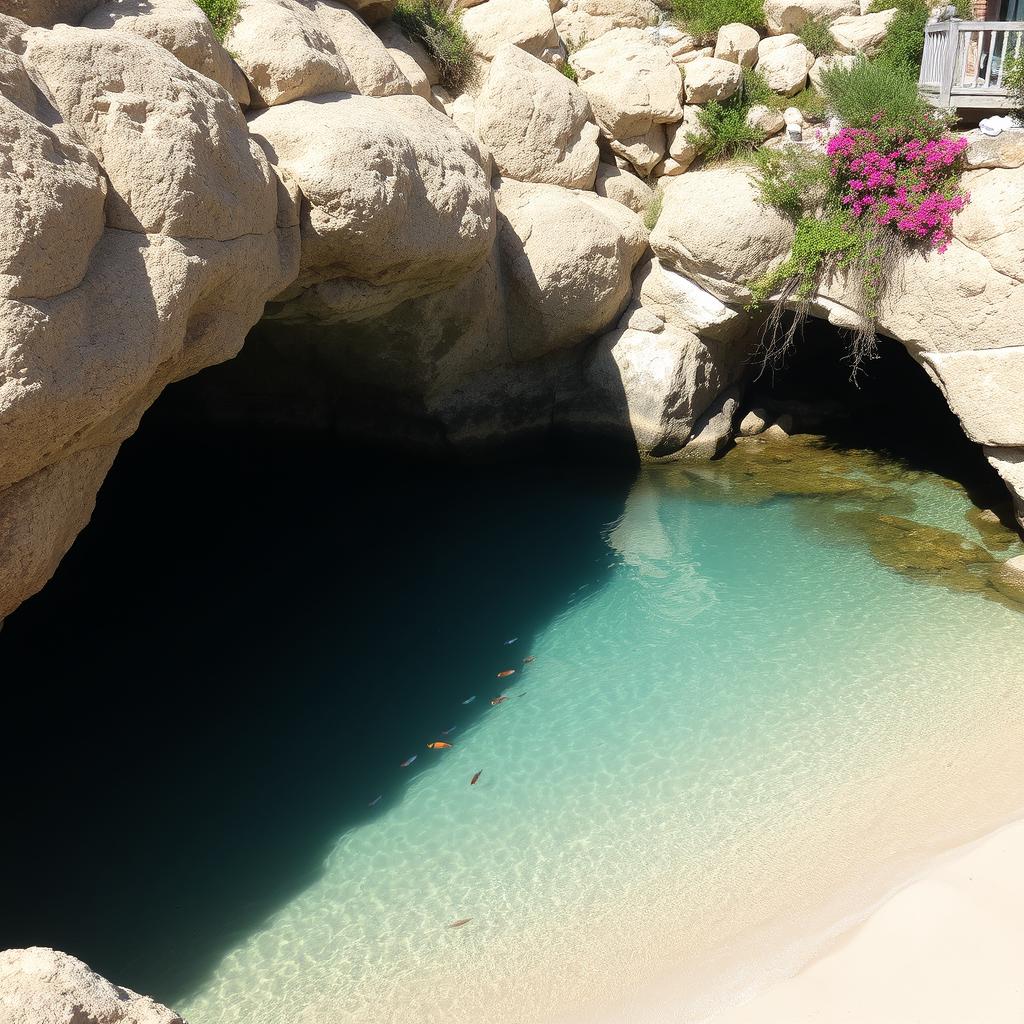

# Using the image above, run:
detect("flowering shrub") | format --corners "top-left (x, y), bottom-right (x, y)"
top-left (750, 107), bottom-right (970, 375)
top-left (826, 124), bottom-right (969, 252)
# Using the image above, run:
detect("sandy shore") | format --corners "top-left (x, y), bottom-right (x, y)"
top-left (710, 817), bottom-right (1024, 1024)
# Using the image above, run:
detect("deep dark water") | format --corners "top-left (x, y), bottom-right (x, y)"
top-left (0, 417), bottom-right (636, 1005)
top-left (0, 323), bottom-right (1009, 1008)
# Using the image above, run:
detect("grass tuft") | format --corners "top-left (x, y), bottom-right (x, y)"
top-left (798, 16), bottom-right (836, 57)
top-left (644, 188), bottom-right (664, 231)
top-left (194, 0), bottom-right (238, 43)
top-left (394, 0), bottom-right (478, 93)
top-left (670, 0), bottom-right (765, 42)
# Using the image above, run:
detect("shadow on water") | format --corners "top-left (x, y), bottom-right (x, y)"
top-left (0, 400), bottom-right (636, 1006)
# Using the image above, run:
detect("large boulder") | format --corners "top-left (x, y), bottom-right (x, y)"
top-left (649, 164), bottom-right (794, 303)
top-left (494, 176), bottom-right (648, 359)
top-left (344, 0), bottom-right (393, 23)
top-left (474, 43), bottom-right (599, 188)
top-left (23, 25), bottom-right (279, 237)
top-left (985, 448), bottom-right (1024, 529)
top-left (249, 93), bottom-right (494, 320)
top-left (0, 24), bottom-right (298, 619)
top-left (828, 9), bottom-right (897, 55)
top-left (570, 27), bottom-right (682, 174)
top-left (0, 948), bottom-right (185, 1024)
top-left (755, 39), bottom-right (814, 95)
top-left (554, 0), bottom-right (663, 47)
top-left (375, 18), bottom-right (439, 86)
top-left (225, 0), bottom-right (355, 106)
top-left (763, 0), bottom-right (860, 34)
top-left (682, 55), bottom-right (743, 104)
top-left (81, 0), bottom-right (249, 105)
top-left (1, 0), bottom-right (98, 26)
top-left (714, 22), bottom-right (760, 67)
top-left (593, 160), bottom-right (655, 212)
top-left (461, 0), bottom-right (559, 62)
top-left (305, 0), bottom-right (411, 96)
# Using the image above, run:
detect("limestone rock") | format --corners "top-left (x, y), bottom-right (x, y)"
top-left (0, 92), bottom-right (106, 299)
top-left (249, 93), bottom-right (493, 320)
top-left (494, 176), bottom-right (648, 359)
top-left (714, 22), bottom-right (760, 67)
top-left (81, 0), bottom-right (249, 105)
top-left (985, 448), bottom-right (1024, 529)
top-left (23, 25), bottom-right (279, 238)
top-left (757, 32), bottom-right (800, 57)
top-left (739, 407), bottom-right (769, 435)
top-left (474, 43), bottom-right (599, 188)
top-left (755, 40), bottom-right (814, 95)
top-left (344, 0), bottom-right (393, 24)
top-left (225, 0), bottom-right (354, 106)
top-left (383, 40), bottom-right (431, 98)
top-left (964, 129), bottom-right (1024, 170)
top-left (609, 121), bottom-right (667, 175)
top-left (993, 554), bottom-right (1024, 602)
top-left (828, 9), bottom-right (897, 55)
top-left (581, 327), bottom-right (739, 458)
top-left (747, 103), bottom-right (786, 135)
top-left (809, 52), bottom-right (856, 89)
top-left (681, 385), bottom-right (741, 459)
top-left (682, 55), bottom-right (743, 104)
top-left (649, 164), bottom-right (794, 303)
top-left (763, 0), bottom-right (860, 35)
top-left (461, 0), bottom-right (559, 62)
top-left (922, 348), bottom-right (1024, 446)
top-left (570, 28), bottom-right (683, 143)
top-left (0, 947), bottom-right (185, 1024)
top-left (308, 0), bottom-right (411, 97)
top-left (554, 0), bottom-right (663, 47)
top-left (375, 18), bottom-right (439, 85)
top-left (954, 166), bottom-right (1024, 286)
top-left (2, 0), bottom-right (99, 26)
top-left (664, 118), bottom-right (697, 170)
top-left (593, 161), bottom-right (654, 212)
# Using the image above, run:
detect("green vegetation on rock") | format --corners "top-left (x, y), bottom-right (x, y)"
top-left (817, 56), bottom-right (938, 134)
top-left (868, 0), bottom-right (969, 71)
top-left (688, 97), bottom-right (765, 162)
top-left (798, 16), bottom-right (836, 57)
top-left (394, 0), bottom-right (478, 92)
top-left (193, 0), bottom-right (237, 42)
top-left (644, 188), bottom-right (664, 231)
top-left (670, 0), bottom-right (765, 41)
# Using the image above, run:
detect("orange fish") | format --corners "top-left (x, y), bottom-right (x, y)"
top-left (427, 741), bottom-right (453, 750)
top-left (471, 770), bottom-right (482, 785)
top-left (497, 669), bottom-right (516, 678)
top-left (490, 695), bottom-right (509, 706)
top-left (449, 919), bottom-right (472, 928)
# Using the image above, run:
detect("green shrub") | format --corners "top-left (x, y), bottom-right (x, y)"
top-left (818, 56), bottom-right (943, 137)
top-left (670, 0), bottom-right (765, 41)
top-left (193, 0), bottom-right (237, 42)
top-left (869, 0), bottom-right (970, 70)
top-left (687, 96), bottom-right (765, 162)
top-left (798, 16), bottom-right (836, 57)
top-left (560, 61), bottom-right (578, 83)
top-left (1006, 50), bottom-right (1024, 121)
top-left (752, 146), bottom-right (831, 219)
top-left (644, 188), bottom-right (664, 231)
top-left (743, 67), bottom-right (826, 119)
top-left (394, 0), bottom-right (478, 92)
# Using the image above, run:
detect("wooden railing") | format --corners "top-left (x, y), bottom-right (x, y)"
top-left (919, 19), bottom-right (1024, 108)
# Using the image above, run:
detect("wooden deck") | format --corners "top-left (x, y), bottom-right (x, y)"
top-left (919, 19), bottom-right (1024, 109)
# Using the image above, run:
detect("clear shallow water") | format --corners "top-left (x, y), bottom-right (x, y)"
top-left (3, 424), bottom-right (1024, 1024)
top-left (169, 451), bottom-right (1024, 1024)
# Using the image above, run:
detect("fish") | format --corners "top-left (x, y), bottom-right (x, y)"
top-left (441, 726), bottom-right (457, 735)
top-left (368, 795), bottom-right (383, 807)
top-left (490, 695), bottom-right (509, 706)
top-left (400, 756), bottom-right (417, 768)
top-left (471, 770), bottom-right (482, 785)
top-left (448, 919), bottom-right (472, 928)
top-left (523, 656), bottom-right (536, 663)
top-left (462, 696), bottom-right (476, 704)
top-left (504, 637), bottom-right (518, 645)
top-left (497, 669), bottom-right (516, 678)
top-left (427, 741), bottom-right (453, 750)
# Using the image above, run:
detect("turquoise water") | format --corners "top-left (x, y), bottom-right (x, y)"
top-left (157, 457), bottom-right (1024, 1024)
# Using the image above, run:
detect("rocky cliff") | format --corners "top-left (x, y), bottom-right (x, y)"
top-left (0, 0), bottom-right (1021, 623)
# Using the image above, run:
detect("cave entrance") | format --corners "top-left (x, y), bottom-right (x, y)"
top-left (737, 318), bottom-right (1015, 520)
